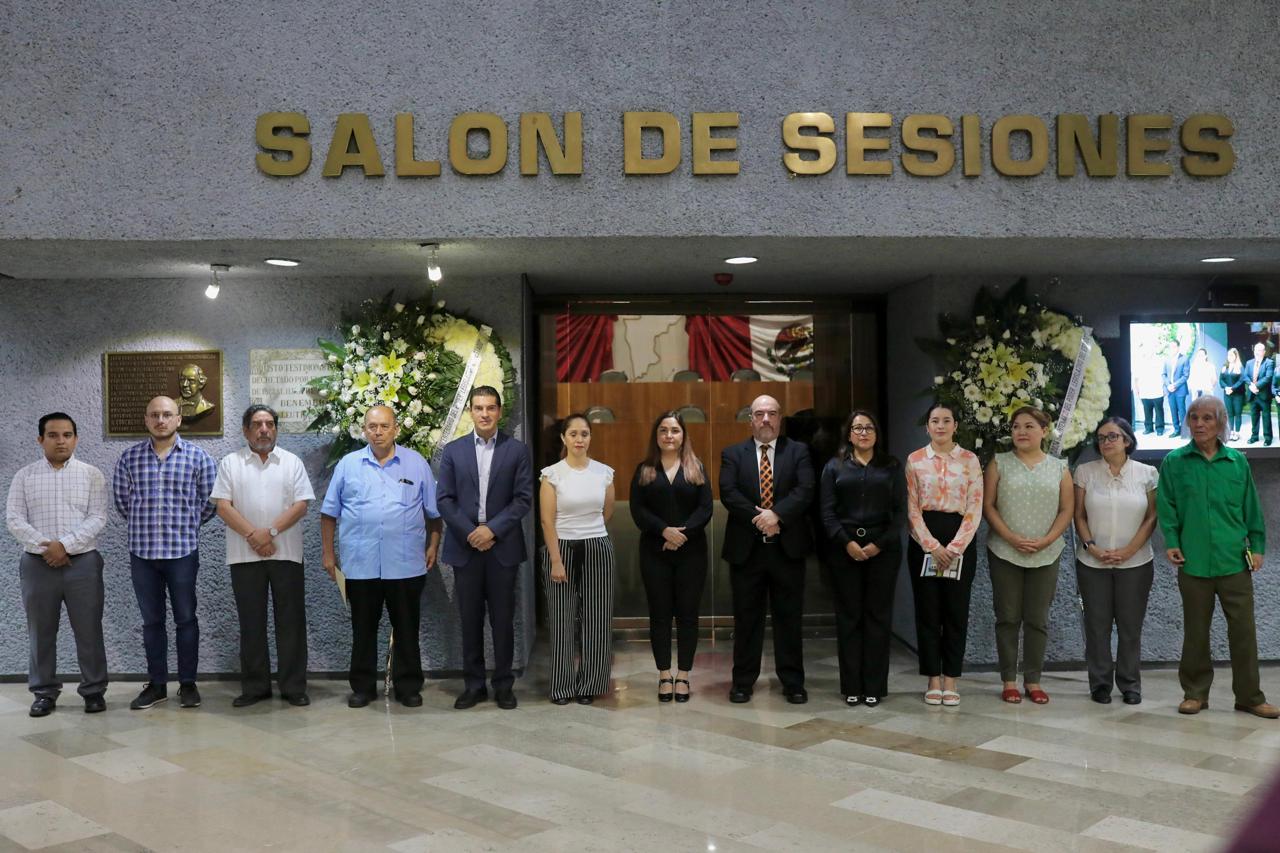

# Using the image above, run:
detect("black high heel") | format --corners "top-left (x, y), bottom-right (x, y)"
top-left (673, 678), bottom-right (691, 703)
top-left (658, 677), bottom-right (675, 703)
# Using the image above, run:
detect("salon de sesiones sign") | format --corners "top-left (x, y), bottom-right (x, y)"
top-left (255, 110), bottom-right (1235, 180)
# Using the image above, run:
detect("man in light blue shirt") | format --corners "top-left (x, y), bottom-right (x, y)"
top-left (321, 405), bottom-right (441, 708)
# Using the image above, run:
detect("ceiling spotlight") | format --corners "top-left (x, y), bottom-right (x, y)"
top-left (724, 256), bottom-right (758, 265)
top-left (265, 258), bottom-right (299, 267)
top-left (421, 242), bottom-right (443, 282)
top-left (206, 263), bottom-right (229, 300)
top-left (1200, 257), bottom-right (1236, 263)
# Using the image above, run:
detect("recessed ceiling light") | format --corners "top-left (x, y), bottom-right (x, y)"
top-left (724, 256), bottom-right (758, 265)
top-left (1200, 257), bottom-right (1236, 263)
top-left (265, 258), bottom-right (300, 267)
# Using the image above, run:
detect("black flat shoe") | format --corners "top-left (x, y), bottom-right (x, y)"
top-left (83, 694), bottom-right (105, 714)
top-left (1091, 686), bottom-right (1112, 704)
top-left (551, 696), bottom-right (571, 705)
top-left (863, 696), bottom-right (880, 708)
top-left (845, 695), bottom-right (862, 707)
top-left (729, 687), bottom-right (752, 703)
top-left (347, 692), bottom-right (375, 708)
top-left (784, 689), bottom-right (808, 705)
top-left (397, 692), bottom-right (423, 707)
top-left (658, 677), bottom-right (674, 703)
top-left (284, 693), bottom-right (311, 707)
top-left (232, 693), bottom-right (272, 708)
top-left (495, 689), bottom-right (518, 710)
top-left (673, 678), bottom-right (690, 703)
top-left (29, 696), bottom-right (55, 717)
top-left (576, 695), bottom-right (594, 705)
top-left (454, 688), bottom-right (488, 710)
top-left (1122, 691), bottom-right (1141, 705)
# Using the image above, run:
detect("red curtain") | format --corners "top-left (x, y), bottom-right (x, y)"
top-left (556, 314), bottom-right (617, 382)
top-left (686, 315), bottom-right (752, 380)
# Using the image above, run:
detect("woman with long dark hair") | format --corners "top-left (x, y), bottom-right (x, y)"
top-left (630, 411), bottom-right (713, 702)
top-left (539, 413), bottom-right (616, 705)
top-left (1220, 347), bottom-right (1245, 441)
top-left (819, 409), bottom-right (905, 707)
top-left (905, 402), bottom-right (983, 707)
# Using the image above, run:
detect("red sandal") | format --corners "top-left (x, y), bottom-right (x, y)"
top-left (1025, 687), bottom-right (1050, 705)
top-left (1001, 687), bottom-right (1022, 704)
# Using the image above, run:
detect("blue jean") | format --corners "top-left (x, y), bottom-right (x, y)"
top-left (130, 552), bottom-right (200, 683)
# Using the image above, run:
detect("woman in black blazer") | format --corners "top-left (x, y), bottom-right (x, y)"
top-left (630, 411), bottom-right (713, 702)
top-left (819, 409), bottom-right (906, 707)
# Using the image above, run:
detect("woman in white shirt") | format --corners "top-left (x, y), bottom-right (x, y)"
top-left (1188, 347), bottom-right (1217, 400)
top-left (539, 413), bottom-right (616, 705)
top-left (1073, 417), bottom-right (1158, 706)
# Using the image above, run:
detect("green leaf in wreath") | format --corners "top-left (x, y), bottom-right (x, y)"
top-left (317, 339), bottom-right (346, 360)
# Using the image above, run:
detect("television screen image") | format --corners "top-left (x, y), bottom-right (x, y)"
top-left (1127, 319), bottom-right (1280, 454)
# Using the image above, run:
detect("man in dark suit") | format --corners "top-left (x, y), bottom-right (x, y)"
top-left (1246, 342), bottom-right (1276, 445)
top-left (1163, 340), bottom-right (1191, 437)
top-left (436, 386), bottom-right (533, 710)
top-left (720, 394), bottom-right (815, 704)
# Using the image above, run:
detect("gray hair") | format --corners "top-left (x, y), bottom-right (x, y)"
top-left (1186, 394), bottom-right (1228, 438)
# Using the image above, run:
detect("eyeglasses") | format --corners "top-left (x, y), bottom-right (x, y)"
top-left (1097, 433), bottom-right (1126, 443)
top-left (850, 425), bottom-right (876, 434)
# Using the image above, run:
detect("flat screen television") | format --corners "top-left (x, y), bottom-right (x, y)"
top-left (1120, 314), bottom-right (1280, 457)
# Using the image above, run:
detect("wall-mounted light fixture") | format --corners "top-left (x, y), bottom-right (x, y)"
top-left (207, 263), bottom-right (229, 299)
top-left (420, 243), bottom-right (443, 282)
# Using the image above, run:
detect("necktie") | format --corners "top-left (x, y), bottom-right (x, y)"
top-left (1255, 361), bottom-right (1260, 382)
top-left (759, 444), bottom-right (774, 509)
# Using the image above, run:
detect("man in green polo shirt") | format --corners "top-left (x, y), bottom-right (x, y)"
top-left (1157, 395), bottom-right (1278, 719)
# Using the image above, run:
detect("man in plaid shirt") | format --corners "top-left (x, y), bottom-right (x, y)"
top-left (113, 395), bottom-right (217, 710)
top-left (6, 412), bottom-right (109, 717)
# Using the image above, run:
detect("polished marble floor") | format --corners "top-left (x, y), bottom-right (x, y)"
top-left (0, 639), bottom-right (1274, 852)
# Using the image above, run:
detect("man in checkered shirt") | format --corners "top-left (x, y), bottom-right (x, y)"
top-left (112, 395), bottom-right (217, 711)
top-left (5, 412), bottom-right (109, 717)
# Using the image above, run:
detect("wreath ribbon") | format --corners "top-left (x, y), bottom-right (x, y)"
top-left (1049, 325), bottom-right (1094, 457)
top-left (433, 324), bottom-right (493, 461)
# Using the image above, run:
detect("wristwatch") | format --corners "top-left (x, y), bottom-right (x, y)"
top-left (269, 527), bottom-right (279, 538)
top-left (1083, 540), bottom-right (1097, 549)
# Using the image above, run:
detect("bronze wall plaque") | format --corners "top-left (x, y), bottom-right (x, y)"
top-left (104, 350), bottom-right (224, 437)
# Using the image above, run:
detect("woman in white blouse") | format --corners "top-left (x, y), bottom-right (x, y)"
top-left (1073, 417), bottom-right (1158, 706)
top-left (539, 413), bottom-right (616, 705)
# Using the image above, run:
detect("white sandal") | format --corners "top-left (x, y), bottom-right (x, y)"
top-left (941, 690), bottom-right (960, 707)
top-left (924, 689), bottom-right (943, 706)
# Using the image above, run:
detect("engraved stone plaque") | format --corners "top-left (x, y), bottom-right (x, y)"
top-left (248, 348), bottom-right (329, 433)
top-left (104, 350), bottom-right (224, 436)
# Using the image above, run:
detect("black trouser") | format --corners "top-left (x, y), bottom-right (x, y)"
top-left (907, 512), bottom-right (976, 678)
top-left (454, 550), bottom-right (518, 692)
top-left (827, 541), bottom-right (899, 698)
top-left (1250, 394), bottom-right (1273, 442)
top-left (230, 559), bottom-right (308, 698)
top-left (640, 542), bottom-right (707, 672)
top-left (1139, 397), bottom-right (1164, 433)
top-left (1076, 560), bottom-right (1153, 694)
top-left (1225, 390), bottom-right (1244, 433)
top-left (346, 575), bottom-right (425, 698)
top-left (730, 540), bottom-right (806, 692)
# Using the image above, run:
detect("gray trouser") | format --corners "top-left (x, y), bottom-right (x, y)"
top-left (20, 550), bottom-right (108, 698)
top-left (1076, 560), bottom-right (1153, 694)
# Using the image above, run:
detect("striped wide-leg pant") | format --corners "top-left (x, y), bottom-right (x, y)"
top-left (541, 536), bottom-right (616, 701)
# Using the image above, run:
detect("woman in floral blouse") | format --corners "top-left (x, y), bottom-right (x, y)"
top-left (906, 402), bottom-right (984, 707)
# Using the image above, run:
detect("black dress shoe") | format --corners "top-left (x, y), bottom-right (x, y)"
top-left (495, 689), bottom-right (518, 710)
top-left (784, 689), bottom-right (809, 705)
top-left (551, 696), bottom-right (571, 705)
top-left (284, 693), bottom-right (311, 707)
top-left (863, 696), bottom-right (880, 708)
top-left (397, 692), bottom-right (423, 708)
top-left (1091, 686), bottom-right (1112, 704)
top-left (29, 696), bottom-right (56, 717)
top-left (844, 695), bottom-right (862, 707)
top-left (576, 695), bottom-right (594, 705)
top-left (347, 692), bottom-right (375, 708)
top-left (232, 693), bottom-right (272, 708)
top-left (728, 687), bottom-right (752, 703)
top-left (454, 687), bottom-right (488, 710)
top-left (1122, 691), bottom-right (1142, 705)
top-left (83, 694), bottom-right (105, 714)
top-left (1249, 437), bottom-right (1260, 444)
